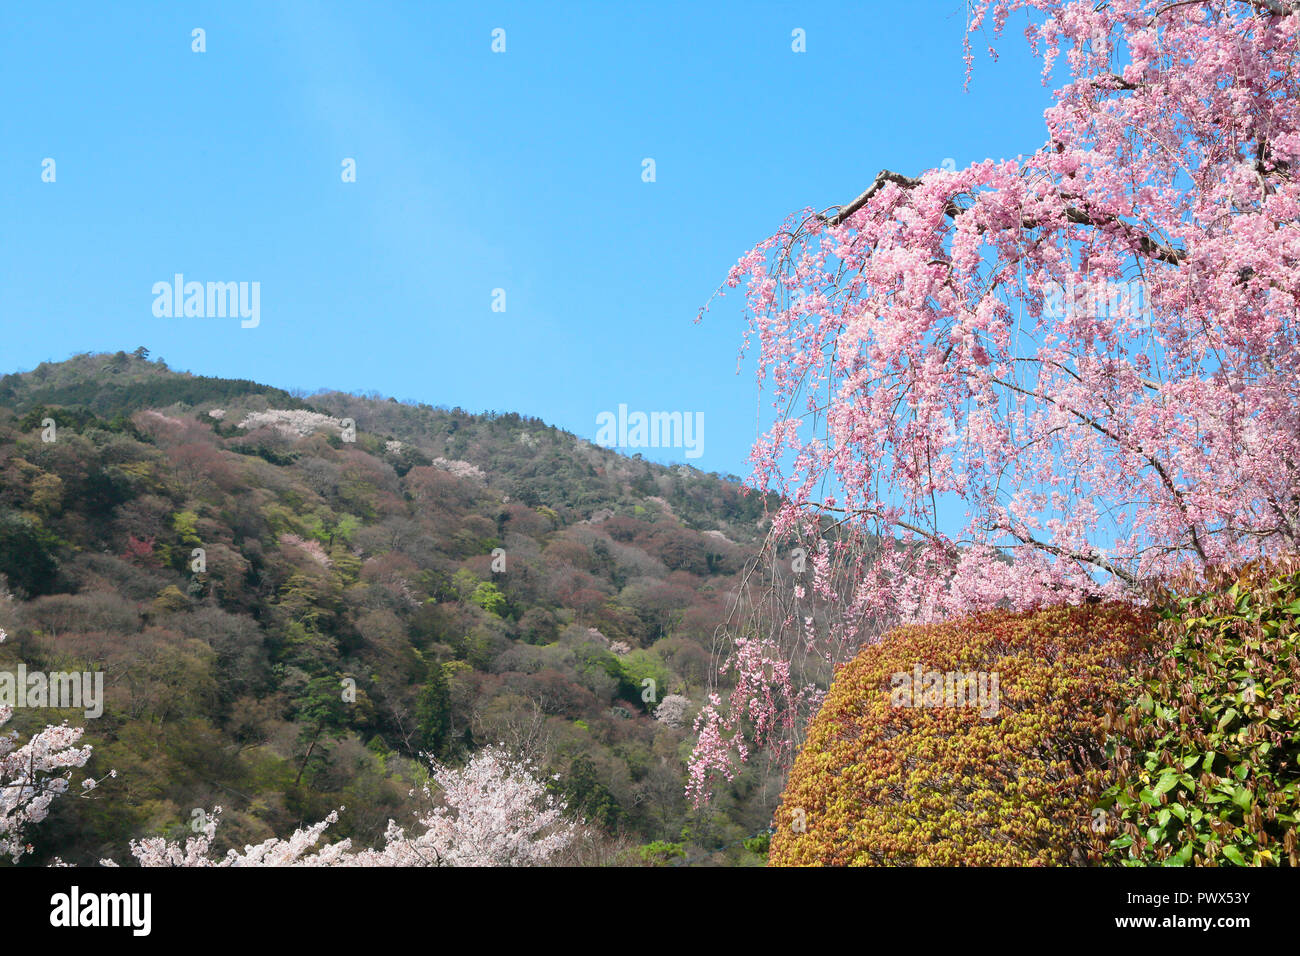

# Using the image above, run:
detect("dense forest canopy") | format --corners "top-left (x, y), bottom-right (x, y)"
top-left (0, 350), bottom-right (782, 865)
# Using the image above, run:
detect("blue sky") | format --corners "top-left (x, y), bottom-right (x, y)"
top-left (0, 0), bottom-right (1053, 479)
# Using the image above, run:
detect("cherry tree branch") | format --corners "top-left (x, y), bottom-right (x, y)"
top-left (1151, 0), bottom-right (1300, 21)
top-left (821, 168), bottom-right (1188, 265)
top-left (1001, 530), bottom-right (1142, 587)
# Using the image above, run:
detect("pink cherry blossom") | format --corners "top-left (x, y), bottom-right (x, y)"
top-left (693, 0), bottom-right (1300, 803)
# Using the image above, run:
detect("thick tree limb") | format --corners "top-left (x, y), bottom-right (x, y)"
top-left (1151, 0), bottom-right (1300, 20)
top-left (821, 168), bottom-right (1187, 265)
top-left (1002, 528), bottom-right (1142, 587)
top-left (824, 170), bottom-right (921, 227)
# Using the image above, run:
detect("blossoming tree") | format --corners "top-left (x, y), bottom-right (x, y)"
top-left (112, 746), bottom-right (576, 867)
top-left (6, 611), bottom-right (573, 866)
top-left (691, 0), bottom-right (1300, 802)
top-left (0, 630), bottom-right (100, 862)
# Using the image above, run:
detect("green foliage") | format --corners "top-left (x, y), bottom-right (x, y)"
top-left (172, 510), bottom-right (201, 546)
top-left (294, 676), bottom-right (352, 734)
top-left (469, 580), bottom-right (506, 616)
top-left (333, 513), bottom-right (361, 543)
top-left (19, 405), bottom-right (105, 434)
top-left (1094, 560), bottom-right (1300, 867)
top-left (561, 754), bottom-right (624, 831)
top-left (743, 830), bottom-right (771, 856)
top-left (636, 840), bottom-right (685, 865)
top-left (7, 355), bottom-right (305, 421)
top-left (451, 568), bottom-right (480, 602)
top-left (415, 663), bottom-right (453, 760)
top-left (617, 650), bottom-right (672, 710)
top-left (0, 508), bottom-right (61, 596)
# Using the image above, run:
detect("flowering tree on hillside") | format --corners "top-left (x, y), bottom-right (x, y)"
top-left (344, 745), bottom-right (576, 866)
top-left (692, 0), bottom-right (1300, 803)
top-left (0, 630), bottom-right (100, 862)
top-left (113, 746), bottom-right (576, 867)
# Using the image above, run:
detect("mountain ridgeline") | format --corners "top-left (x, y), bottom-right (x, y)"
top-left (0, 351), bottom-right (781, 866)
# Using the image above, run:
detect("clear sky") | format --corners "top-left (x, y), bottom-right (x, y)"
top-left (1, 0), bottom-right (1053, 479)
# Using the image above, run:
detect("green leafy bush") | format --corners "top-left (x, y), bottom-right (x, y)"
top-left (635, 840), bottom-right (685, 865)
top-left (1094, 559), bottom-right (1300, 866)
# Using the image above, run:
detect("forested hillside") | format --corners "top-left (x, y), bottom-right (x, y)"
top-left (0, 350), bottom-right (780, 866)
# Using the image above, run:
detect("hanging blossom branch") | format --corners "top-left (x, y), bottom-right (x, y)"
top-left (690, 0), bottom-right (1300, 804)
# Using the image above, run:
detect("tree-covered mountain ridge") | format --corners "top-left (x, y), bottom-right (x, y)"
top-left (1, 349), bottom-right (769, 527)
top-left (0, 350), bottom-right (781, 866)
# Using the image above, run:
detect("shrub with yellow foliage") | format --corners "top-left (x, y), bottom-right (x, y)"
top-left (769, 602), bottom-right (1156, 866)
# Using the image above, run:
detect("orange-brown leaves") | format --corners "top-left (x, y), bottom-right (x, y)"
top-left (769, 602), bottom-right (1156, 866)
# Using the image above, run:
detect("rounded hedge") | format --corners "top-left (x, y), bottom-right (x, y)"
top-left (769, 602), bottom-right (1157, 866)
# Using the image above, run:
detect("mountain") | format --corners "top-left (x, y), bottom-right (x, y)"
top-left (0, 350), bottom-right (780, 866)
